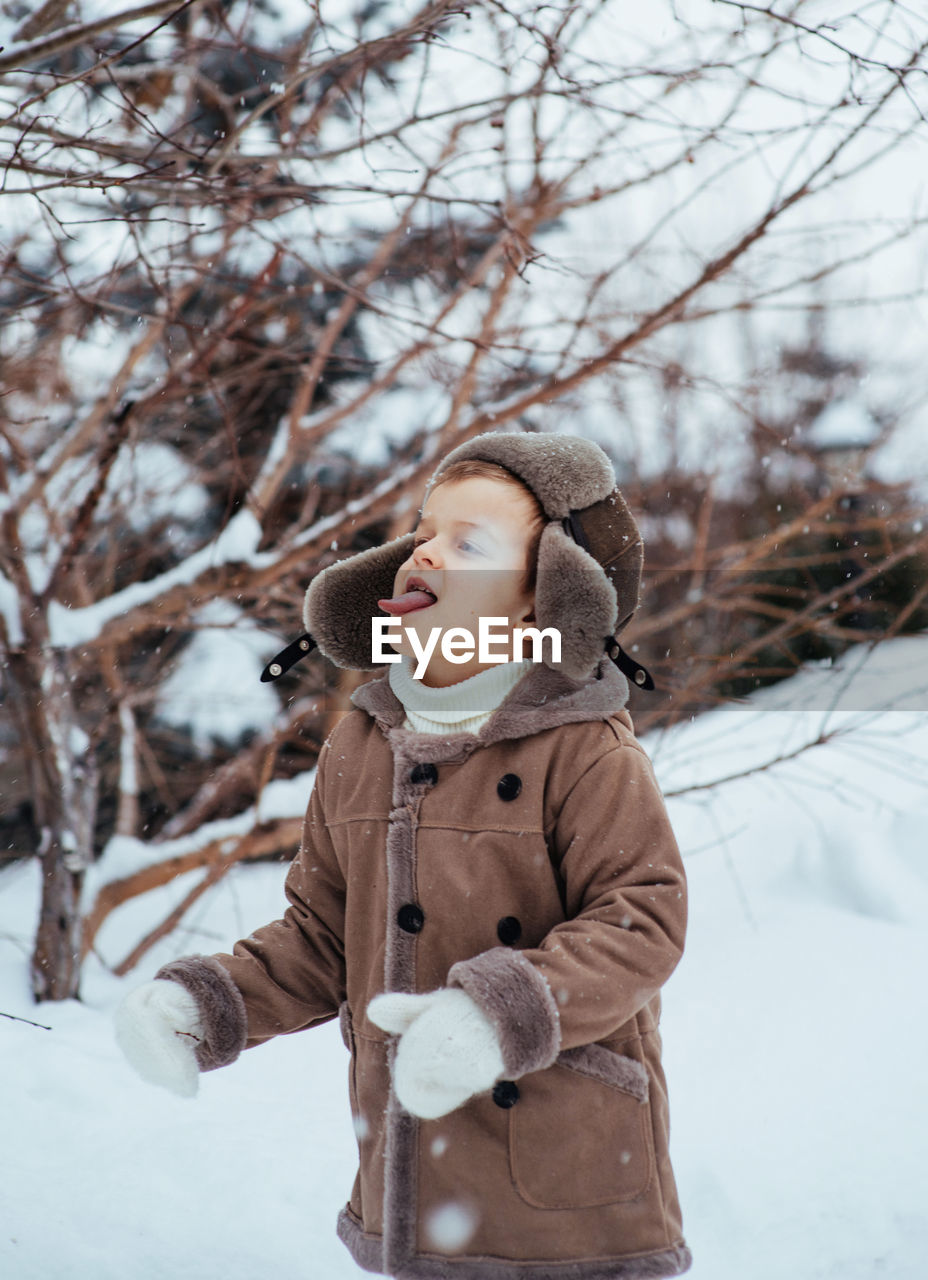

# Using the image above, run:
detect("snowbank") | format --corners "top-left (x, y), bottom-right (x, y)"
top-left (2, 635), bottom-right (927, 1279)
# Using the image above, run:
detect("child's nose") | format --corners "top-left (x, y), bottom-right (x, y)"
top-left (413, 538), bottom-right (441, 568)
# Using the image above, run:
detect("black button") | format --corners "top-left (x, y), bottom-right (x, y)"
top-left (397, 904), bottom-right (425, 934)
top-left (497, 916), bottom-right (522, 946)
top-left (410, 762), bottom-right (438, 786)
top-left (497, 773), bottom-right (521, 801)
top-left (492, 1081), bottom-right (520, 1109)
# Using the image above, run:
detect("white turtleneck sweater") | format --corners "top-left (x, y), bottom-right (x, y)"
top-left (388, 653), bottom-right (533, 735)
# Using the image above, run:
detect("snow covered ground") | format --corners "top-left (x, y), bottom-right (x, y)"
top-left (2, 635), bottom-right (927, 1280)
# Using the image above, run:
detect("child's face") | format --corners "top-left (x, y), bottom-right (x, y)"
top-left (382, 476), bottom-right (538, 687)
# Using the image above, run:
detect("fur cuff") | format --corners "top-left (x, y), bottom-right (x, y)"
top-left (155, 955), bottom-right (248, 1072)
top-left (446, 947), bottom-right (560, 1078)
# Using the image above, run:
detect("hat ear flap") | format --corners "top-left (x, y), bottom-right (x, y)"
top-left (533, 523), bottom-right (618, 681)
top-left (303, 532), bottom-right (415, 670)
top-left (572, 487), bottom-right (643, 637)
top-left (609, 537), bottom-right (643, 637)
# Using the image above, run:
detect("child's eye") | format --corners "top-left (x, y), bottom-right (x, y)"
top-left (412, 534), bottom-right (480, 553)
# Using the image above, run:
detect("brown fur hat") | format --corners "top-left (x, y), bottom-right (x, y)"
top-left (303, 431), bottom-right (643, 681)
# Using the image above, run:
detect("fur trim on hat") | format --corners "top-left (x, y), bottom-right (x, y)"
top-left (301, 431), bottom-right (642, 677)
top-left (304, 532), bottom-right (414, 670)
top-left (425, 431), bottom-right (615, 520)
top-left (533, 523), bottom-right (618, 681)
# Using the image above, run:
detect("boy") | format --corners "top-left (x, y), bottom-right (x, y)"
top-left (115, 431), bottom-right (692, 1279)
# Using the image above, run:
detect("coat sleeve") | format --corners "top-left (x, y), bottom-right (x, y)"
top-left (155, 736), bottom-right (347, 1070)
top-left (448, 737), bottom-right (687, 1079)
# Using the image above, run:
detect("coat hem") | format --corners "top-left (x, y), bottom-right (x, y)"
top-left (337, 1205), bottom-right (693, 1279)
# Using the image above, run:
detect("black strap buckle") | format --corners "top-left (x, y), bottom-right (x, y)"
top-left (604, 638), bottom-right (655, 691)
top-left (260, 633), bottom-right (317, 682)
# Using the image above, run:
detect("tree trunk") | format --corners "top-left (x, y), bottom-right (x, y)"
top-left (6, 645), bottom-right (98, 1002)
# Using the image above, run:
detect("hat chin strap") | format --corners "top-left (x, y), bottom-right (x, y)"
top-left (604, 639), bottom-right (654, 691)
top-left (260, 633), bottom-right (318, 682)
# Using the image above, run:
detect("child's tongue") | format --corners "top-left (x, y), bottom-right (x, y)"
top-left (377, 589), bottom-right (436, 615)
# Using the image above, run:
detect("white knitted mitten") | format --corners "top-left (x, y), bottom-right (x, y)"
top-left (114, 978), bottom-right (205, 1098)
top-left (367, 988), bottom-right (505, 1119)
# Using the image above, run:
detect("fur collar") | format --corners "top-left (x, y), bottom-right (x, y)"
top-left (350, 654), bottom-right (630, 758)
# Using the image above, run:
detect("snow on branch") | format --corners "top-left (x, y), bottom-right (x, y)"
top-left (46, 509), bottom-right (262, 648)
top-left (0, 0), bottom-right (197, 76)
top-left (3, 0), bottom-right (927, 1000)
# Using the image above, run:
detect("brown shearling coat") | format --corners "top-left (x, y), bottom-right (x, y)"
top-left (158, 656), bottom-right (692, 1279)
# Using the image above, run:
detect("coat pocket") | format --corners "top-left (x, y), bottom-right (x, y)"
top-left (509, 1041), bottom-right (656, 1209)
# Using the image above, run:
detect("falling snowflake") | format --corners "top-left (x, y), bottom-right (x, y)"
top-left (424, 1201), bottom-right (478, 1252)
